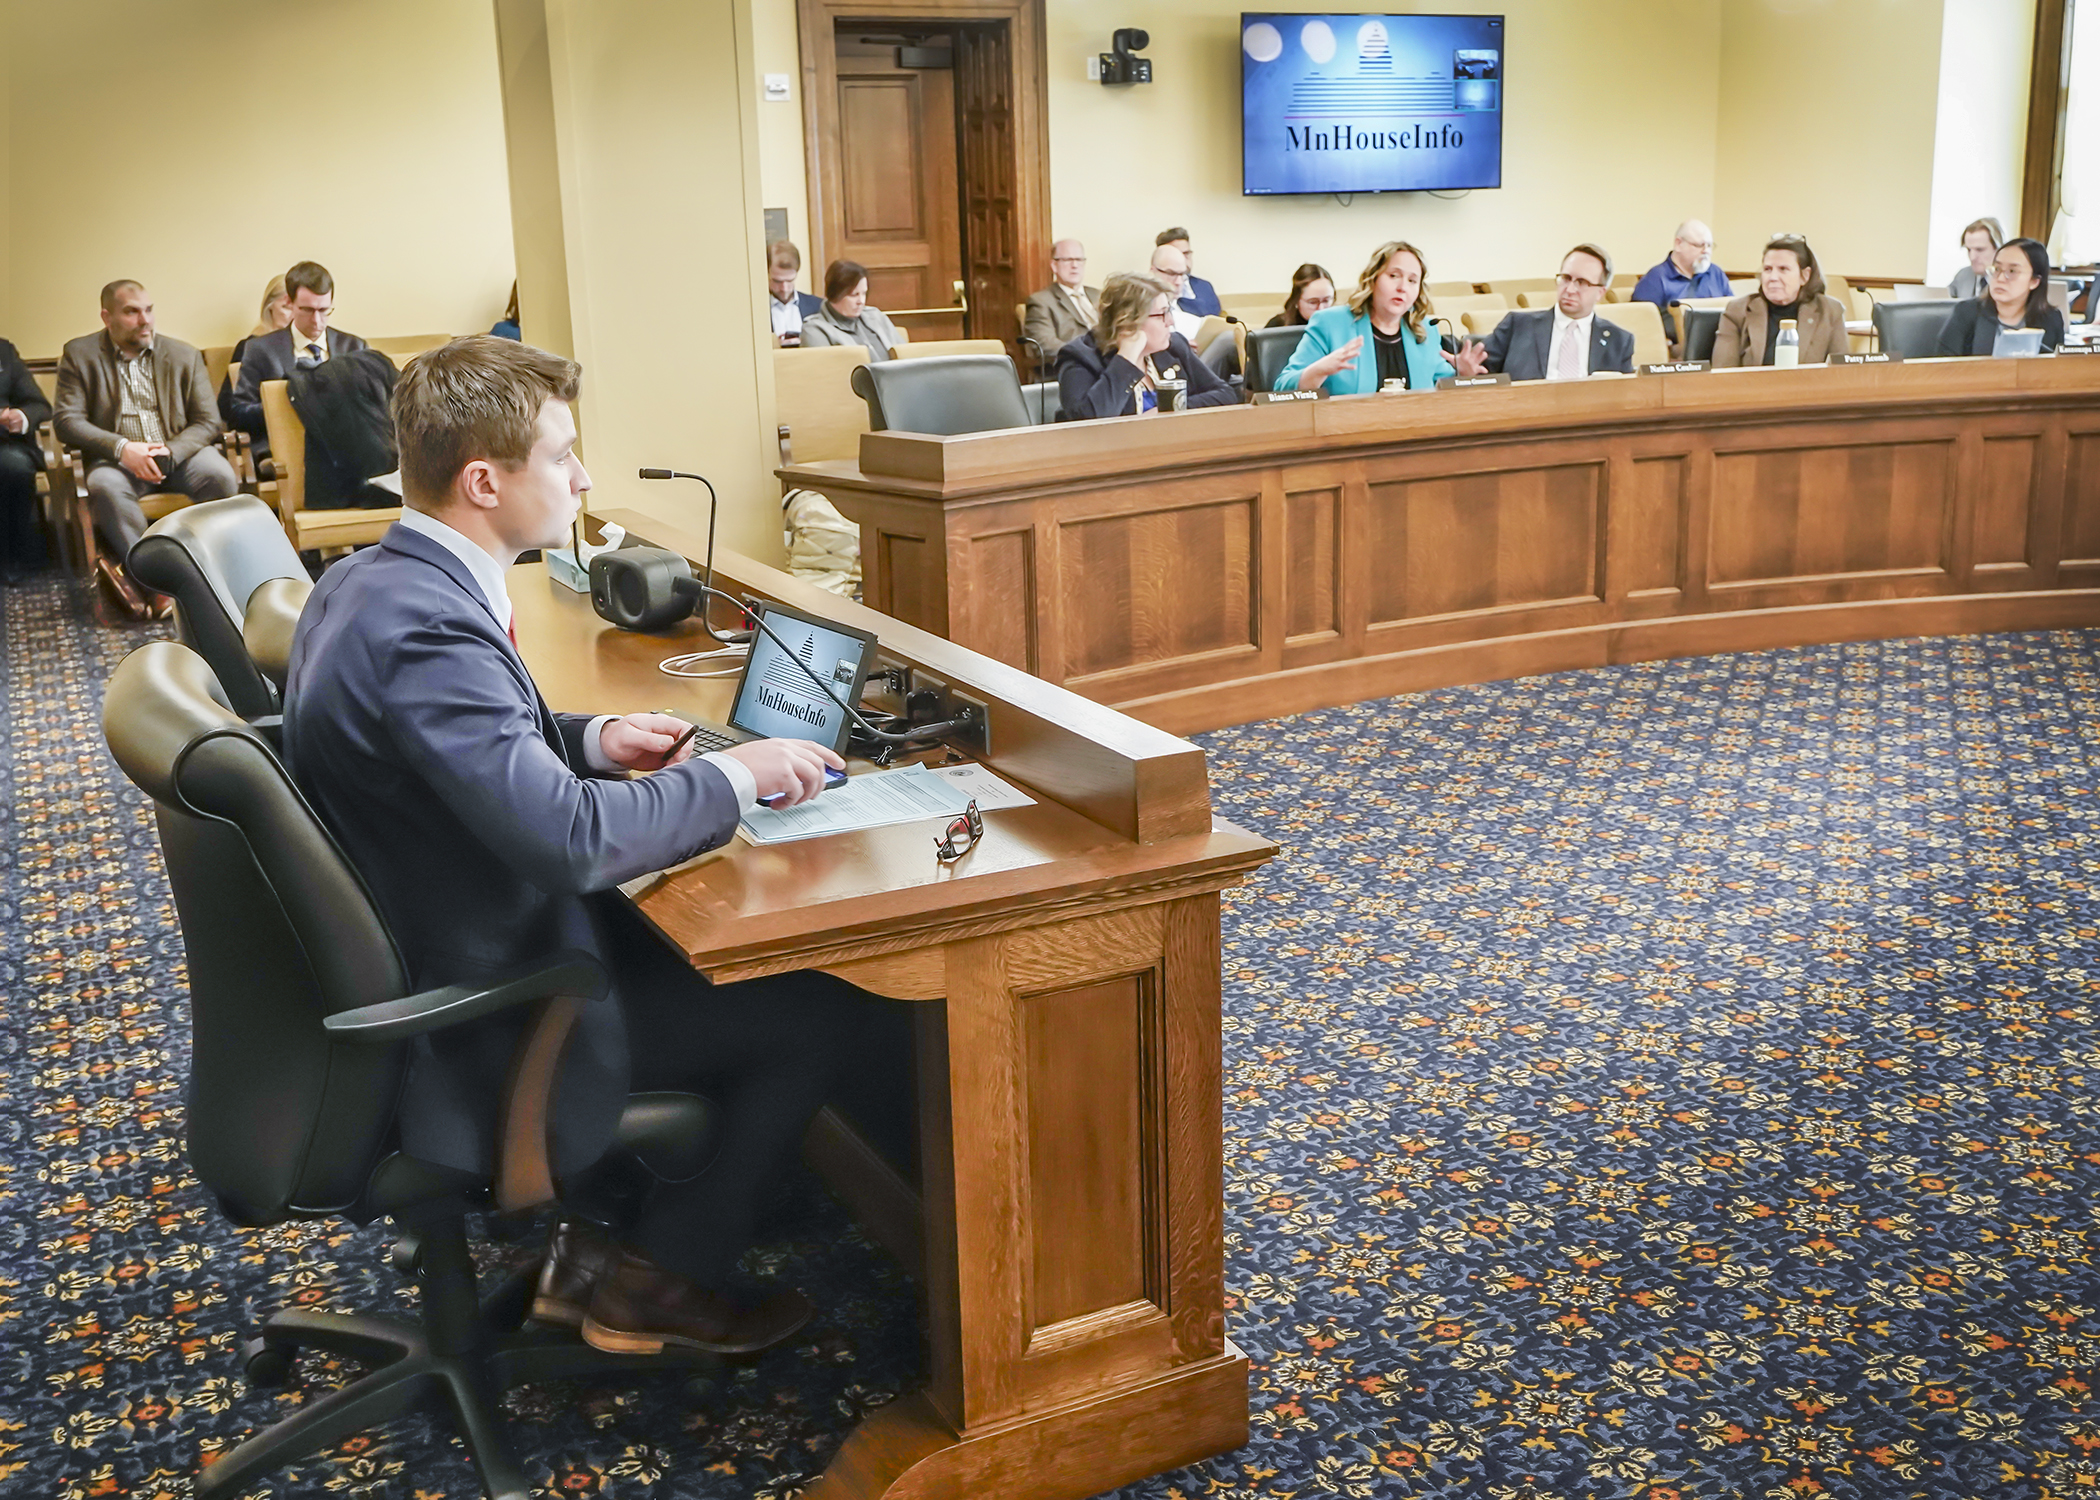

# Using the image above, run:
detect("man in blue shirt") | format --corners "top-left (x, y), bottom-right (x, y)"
top-left (1629, 220), bottom-right (1733, 310)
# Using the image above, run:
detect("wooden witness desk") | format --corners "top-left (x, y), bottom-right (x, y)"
top-left (780, 356), bottom-right (2100, 734)
top-left (509, 510), bottom-right (1276, 1499)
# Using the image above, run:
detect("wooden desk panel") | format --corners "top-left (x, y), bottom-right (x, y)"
top-left (510, 546), bottom-right (1273, 1499)
top-left (781, 356), bottom-right (2100, 733)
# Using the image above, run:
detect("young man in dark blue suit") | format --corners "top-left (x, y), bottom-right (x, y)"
top-left (284, 335), bottom-right (866, 1356)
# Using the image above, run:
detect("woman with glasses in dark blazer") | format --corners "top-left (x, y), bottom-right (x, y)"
top-left (1935, 238), bottom-right (2066, 356)
top-left (1055, 271), bottom-right (1237, 421)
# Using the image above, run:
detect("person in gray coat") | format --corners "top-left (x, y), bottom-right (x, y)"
top-left (796, 260), bottom-right (903, 360)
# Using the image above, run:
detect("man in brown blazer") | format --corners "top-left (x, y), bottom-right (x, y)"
top-left (1020, 240), bottom-right (1100, 374)
top-left (55, 280), bottom-right (237, 566)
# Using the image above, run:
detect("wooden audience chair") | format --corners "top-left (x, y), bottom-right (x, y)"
top-left (260, 379), bottom-right (400, 553)
top-left (890, 338), bottom-right (1006, 360)
top-left (1218, 293), bottom-right (1284, 328)
top-left (1459, 306), bottom-right (1511, 339)
top-left (202, 345), bottom-right (236, 397)
top-left (366, 333), bottom-right (453, 361)
top-left (773, 344), bottom-right (872, 467)
top-left (1480, 276), bottom-right (1556, 300)
top-left (1428, 280), bottom-right (1479, 299)
top-left (1594, 300), bottom-right (1669, 365)
top-left (1437, 293), bottom-right (1508, 325)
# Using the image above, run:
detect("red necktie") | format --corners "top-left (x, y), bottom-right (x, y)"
top-left (507, 618), bottom-right (517, 647)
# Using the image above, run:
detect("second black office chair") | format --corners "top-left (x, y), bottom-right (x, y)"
top-left (128, 495), bottom-right (308, 719)
top-left (850, 353), bottom-right (1031, 435)
top-left (1243, 325), bottom-right (1309, 393)
top-left (103, 640), bottom-right (720, 1500)
top-left (1873, 300), bottom-right (1959, 359)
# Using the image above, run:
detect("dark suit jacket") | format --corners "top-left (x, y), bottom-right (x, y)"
top-left (0, 339), bottom-right (51, 463)
top-left (1054, 331), bottom-right (1238, 421)
top-left (1480, 309), bottom-right (1636, 381)
top-left (1935, 296), bottom-right (2067, 356)
top-left (54, 332), bottom-right (222, 468)
top-left (282, 524), bottom-right (743, 1176)
top-left (1022, 284), bottom-right (1100, 364)
top-left (1178, 275), bottom-right (1223, 319)
top-left (230, 325), bottom-right (370, 460)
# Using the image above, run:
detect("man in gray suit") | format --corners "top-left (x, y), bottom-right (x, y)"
top-left (1477, 243), bottom-right (1637, 382)
top-left (1021, 240), bottom-right (1099, 374)
top-left (55, 280), bottom-right (237, 567)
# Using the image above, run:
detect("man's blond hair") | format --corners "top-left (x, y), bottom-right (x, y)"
top-left (392, 335), bottom-right (581, 509)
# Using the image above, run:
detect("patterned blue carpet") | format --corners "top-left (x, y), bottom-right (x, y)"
top-left (7, 570), bottom-right (2100, 1498)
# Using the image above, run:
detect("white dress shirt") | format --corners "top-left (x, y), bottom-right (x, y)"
top-left (1169, 303), bottom-right (1206, 344)
top-left (395, 507), bottom-right (758, 808)
top-left (1546, 308), bottom-right (1596, 381)
top-left (770, 292), bottom-right (803, 340)
top-left (292, 322), bottom-right (331, 367)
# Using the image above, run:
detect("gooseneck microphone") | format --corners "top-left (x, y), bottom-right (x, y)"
top-left (637, 467), bottom-right (744, 644)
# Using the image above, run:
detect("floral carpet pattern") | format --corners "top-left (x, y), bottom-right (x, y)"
top-left (5, 571), bottom-right (2100, 1498)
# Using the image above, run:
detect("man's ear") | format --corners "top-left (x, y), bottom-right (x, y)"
top-left (457, 458), bottom-right (502, 513)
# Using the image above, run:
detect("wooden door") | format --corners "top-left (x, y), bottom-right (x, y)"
top-left (834, 32), bottom-right (965, 344)
top-left (954, 22), bottom-right (1019, 354)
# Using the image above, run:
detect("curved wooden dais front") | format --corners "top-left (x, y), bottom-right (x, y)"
top-left (782, 357), bottom-right (2100, 733)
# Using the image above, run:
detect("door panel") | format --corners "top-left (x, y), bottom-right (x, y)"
top-left (834, 36), bottom-right (964, 343)
top-left (955, 22), bottom-right (1021, 356)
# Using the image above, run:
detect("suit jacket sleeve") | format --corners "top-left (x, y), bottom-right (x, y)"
top-left (1058, 341), bottom-right (1147, 420)
top-left (1479, 312), bottom-right (1519, 375)
top-left (166, 345), bottom-right (223, 465)
top-left (1713, 298), bottom-right (1751, 367)
top-left (2, 343), bottom-right (50, 432)
top-left (1602, 324), bottom-right (1636, 374)
top-left (54, 345), bottom-right (122, 460)
top-left (381, 614), bottom-right (741, 893)
top-left (230, 338), bottom-right (273, 435)
top-left (1807, 297), bottom-right (1850, 363)
top-left (1022, 292), bottom-right (1063, 359)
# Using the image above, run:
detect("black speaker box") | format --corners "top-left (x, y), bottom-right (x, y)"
top-left (589, 546), bottom-right (698, 632)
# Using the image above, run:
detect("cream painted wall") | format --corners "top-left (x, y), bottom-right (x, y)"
top-left (1924, 0), bottom-right (2033, 285)
top-left (3, 0), bottom-right (517, 358)
top-left (753, 0), bottom-right (816, 290)
top-left (1712, 0), bottom-right (1945, 281)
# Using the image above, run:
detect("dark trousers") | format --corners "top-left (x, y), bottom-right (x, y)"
top-left (0, 442), bottom-right (41, 571)
top-left (608, 906), bottom-right (873, 1287)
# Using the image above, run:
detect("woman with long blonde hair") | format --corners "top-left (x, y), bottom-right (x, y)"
top-left (1054, 269), bottom-right (1236, 420)
top-left (1275, 239), bottom-right (1486, 394)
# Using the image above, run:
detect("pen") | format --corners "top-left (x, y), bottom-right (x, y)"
top-left (662, 722), bottom-right (701, 762)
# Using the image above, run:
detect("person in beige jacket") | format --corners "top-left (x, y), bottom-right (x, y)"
top-left (1712, 234), bottom-right (1850, 367)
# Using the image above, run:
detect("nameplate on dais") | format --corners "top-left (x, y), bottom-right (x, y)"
top-left (1435, 374), bottom-right (1510, 390)
top-left (1829, 352), bottom-right (1901, 365)
top-left (1250, 389), bottom-right (1326, 403)
top-left (1639, 361), bottom-right (1710, 375)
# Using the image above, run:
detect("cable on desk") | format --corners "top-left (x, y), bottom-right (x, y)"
top-left (658, 644), bottom-right (748, 678)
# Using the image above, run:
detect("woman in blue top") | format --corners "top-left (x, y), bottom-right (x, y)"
top-left (1274, 239), bottom-right (1487, 394)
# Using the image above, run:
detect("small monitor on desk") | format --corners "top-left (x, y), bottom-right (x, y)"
top-left (729, 601), bottom-right (878, 754)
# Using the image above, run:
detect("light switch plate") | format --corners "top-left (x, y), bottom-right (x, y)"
top-left (763, 73), bottom-right (791, 101)
top-left (1085, 54), bottom-right (1101, 81)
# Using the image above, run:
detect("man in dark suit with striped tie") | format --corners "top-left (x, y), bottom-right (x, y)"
top-left (228, 260), bottom-right (369, 467)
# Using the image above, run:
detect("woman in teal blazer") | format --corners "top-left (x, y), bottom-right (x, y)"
top-left (1274, 239), bottom-right (1488, 394)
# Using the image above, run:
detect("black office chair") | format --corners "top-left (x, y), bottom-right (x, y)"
top-left (1874, 300), bottom-right (1958, 358)
top-left (128, 495), bottom-right (308, 719)
top-left (242, 575), bottom-right (311, 696)
top-left (1019, 380), bottom-right (1064, 425)
top-left (1683, 307), bottom-right (1724, 363)
top-left (102, 640), bottom-right (718, 1500)
top-left (850, 354), bottom-right (1032, 435)
top-left (1244, 325), bottom-right (1309, 394)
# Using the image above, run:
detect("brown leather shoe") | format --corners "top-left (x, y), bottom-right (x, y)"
top-left (580, 1253), bottom-right (813, 1356)
top-left (530, 1220), bottom-right (624, 1328)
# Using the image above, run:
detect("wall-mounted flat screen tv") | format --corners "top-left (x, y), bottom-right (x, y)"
top-left (1242, 13), bottom-right (1504, 196)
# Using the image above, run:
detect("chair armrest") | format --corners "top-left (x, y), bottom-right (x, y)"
top-left (322, 952), bottom-right (608, 1044)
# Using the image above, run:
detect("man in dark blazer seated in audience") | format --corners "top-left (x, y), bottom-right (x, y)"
top-left (1476, 244), bottom-right (1636, 382)
top-left (1021, 239), bottom-right (1099, 372)
top-left (283, 335), bottom-right (870, 1357)
top-left (0, 334), bottom-right (53, 584)
top-left (229, 260), bottom-right (369, 468)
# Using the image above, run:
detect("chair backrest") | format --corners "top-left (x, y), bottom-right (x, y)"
top-left (1191, 315), bottom-right (1229, 354)
top-left (1244, 325), bottom-right (1309, 392)
top-left (889, 338), bottom-right (1007, 361)
top-left (202, 344), bottom-right (235, 396)
top-left (1218, 293), bottom-right (1283, 327)
top-left (849, 354), bottom-right (1031, 435)
top-left (101, 641), bottom-right (411, 1226)
top-left (1595, 300), bottom-right (1669, 365)
top-left (260, 380), bottom-right (305, 517)
top-left (1428, 280), bottom-right (1478, 298)
top-left (1438, 293), bottom-right (1508, 321)
top-left (2048, 280), bottom-right (2071, 315)
top-left (1460, 307), bottom-right (1511, 339)
top-left (773, 344), bottom-right (872, 464)
top-left (367, 333), bottom-right (453, 360)
top-left (1893, 283), bottom-right (1952, 302)
top-left (1684, 307), bottom-right (1725, 362)
top-left (245, 576), bottom-right (313, 691)
top-left (128, 496), bottom-right (307, 719)
top-left (1481, 276), bottom-right (1556, 298)
top-left (1874, 300), bottom-right (1956, 357)
top-left (1019, 380), bottom-right (1063, 424)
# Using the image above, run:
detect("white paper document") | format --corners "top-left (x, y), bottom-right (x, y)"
top-left (737, 762), bottom-right (1034, 846)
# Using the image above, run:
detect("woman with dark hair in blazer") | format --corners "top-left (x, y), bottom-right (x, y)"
top-left (1266, 263), bottom-right (1336, 327)
top-left (1935, 238), bottom-right (2066, 356)
top-left (797, 260), bottom-right (903, 361)
top-left (1054, 271), bottom-right (1237, 421)
top-left (1712, 234), bottom-right (1850, 366)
